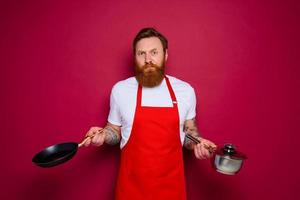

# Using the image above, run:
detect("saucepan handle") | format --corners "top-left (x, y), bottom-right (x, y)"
top-left (185, 134), bottom-right (216, 153)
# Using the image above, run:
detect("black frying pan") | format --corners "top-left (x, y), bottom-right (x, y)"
top-left (32, 134), bottom-right (95, 168)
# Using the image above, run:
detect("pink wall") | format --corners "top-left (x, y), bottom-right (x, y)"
top-left (1, 0), bottom-right (299, 199)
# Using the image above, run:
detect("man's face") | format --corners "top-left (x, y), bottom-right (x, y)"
top-left (134, 37), bottom-right (168, 87)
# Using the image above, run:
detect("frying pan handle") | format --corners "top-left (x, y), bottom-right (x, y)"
top-left (185, 134), bottom-right (216, 153)
top-left (78, 129), bottom-right (104, 148)
top-left (78, 136), bottom-right (92, 148)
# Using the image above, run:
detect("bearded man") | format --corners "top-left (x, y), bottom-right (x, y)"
top-left (82, 27), bottom-right (216, 200)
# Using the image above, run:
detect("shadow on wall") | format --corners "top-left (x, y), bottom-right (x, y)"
top-left (23, 173), bottom-right (66, 200)
top-left (23, 145), bottom-right (120, 200)
top-left (183, 149), bottom-right (243, 200)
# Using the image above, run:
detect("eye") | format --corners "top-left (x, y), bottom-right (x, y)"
top-left (137, 51), bottom-right (145, 56)
top-left (151, 50), bottom-right (158, 56)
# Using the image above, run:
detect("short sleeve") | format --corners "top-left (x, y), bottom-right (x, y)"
top-left (107, 88), bottom-right (122, 126)
top-left (185, 87), bottom-right (196, 120)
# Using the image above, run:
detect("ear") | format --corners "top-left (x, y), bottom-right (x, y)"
top-left (164, 49), bottom-right (168, 62)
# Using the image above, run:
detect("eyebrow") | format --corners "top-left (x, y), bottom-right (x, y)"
top-left (137, 48), bottom-right (158, 53)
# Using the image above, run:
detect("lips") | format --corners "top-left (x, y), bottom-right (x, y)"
top-left (144, 66), bottom-right (155, 72)
top-left (142, 65), bottom-right (157, 73)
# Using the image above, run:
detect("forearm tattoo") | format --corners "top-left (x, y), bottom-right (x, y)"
top-left (183, 118), bottom-right (201, 149)
top-left (104, 126), bottom-right (121, 145)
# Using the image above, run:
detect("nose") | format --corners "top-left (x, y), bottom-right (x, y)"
top-left (144, 53), bottom-right (152, 64)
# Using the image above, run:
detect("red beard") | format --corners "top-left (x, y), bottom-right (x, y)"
top-left (135, 62), bottom-right (165, 87)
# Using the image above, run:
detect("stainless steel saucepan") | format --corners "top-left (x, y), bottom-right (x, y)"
top-left (186, 134), bottom-right (247, 175)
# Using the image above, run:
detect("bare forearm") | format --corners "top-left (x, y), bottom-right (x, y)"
top-left (183, 118), bottom-right (201, 150)
top-left (103, 124), bottom-right (121, 145)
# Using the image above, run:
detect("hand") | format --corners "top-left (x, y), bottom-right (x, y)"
top-left (82, 127), bottom-right (106, 147)
top-left (193, 137), bottom-right (217, 160)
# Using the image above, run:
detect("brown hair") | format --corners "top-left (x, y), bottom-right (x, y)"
top-left (133, 27), bottom-right (168, 54)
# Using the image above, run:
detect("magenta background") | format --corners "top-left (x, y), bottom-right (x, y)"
top-left (1, 0), bottom-right (299, 199)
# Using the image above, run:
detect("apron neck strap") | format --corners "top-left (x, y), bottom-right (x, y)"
top-left (164, 76), bottom-right (177, 103)
top-left (137, 76), bottom-right (177, 107)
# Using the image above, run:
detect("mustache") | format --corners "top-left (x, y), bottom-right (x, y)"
top-left (142, 63), bottom-right (159, 69)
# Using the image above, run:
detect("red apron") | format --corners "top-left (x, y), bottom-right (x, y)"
top-left (115, 77), bottom-right (187, 200)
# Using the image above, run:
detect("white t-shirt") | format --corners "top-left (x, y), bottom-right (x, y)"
top-left (108, 75), bottom-right (196, 149)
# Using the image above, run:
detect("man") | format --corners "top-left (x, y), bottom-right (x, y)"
top-left (83, 27), bottom-right (216, 200)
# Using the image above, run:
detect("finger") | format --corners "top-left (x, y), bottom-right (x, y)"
top-left (202, 147), bottom-right (210, 158)
top-left (92, 127), bottom-right (103, 134)
top-left (94, 133), bottom-right (105, 146)
top-left (99, 133), bottom-right (106, 143)
top-left (210, 143), bottom-right (217, 149)
top-left (207, 144), bottom-right (216, 156)
top-left (202, 145), bottom-right (210, 158)
top-left (86, 130), bottom-right (95, 137)
top-left (97, 134), bottom-right (106, 146)
top-left (83, 138), bottom-right (91, 147)
top-left (204, 140), bottom-right (217, 149)
top-left (194, 145), bottom-right (201, 159)
top-left (91, 134), bottom-right (100, 145)
top-left (200, 144), bottom-right (210, 159)
top-left (196, 144), bottom-right (204, 159)
top-left (92, 131), bottom-right (106, 146)
top-left (205, 141), bottom-right (217, 153)
top-left (93, 136), bottom-right (101, 146)
top-left (203, 144), bottom-right (212, 158)
top-left (86, 127), bottom-right (103, 137)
